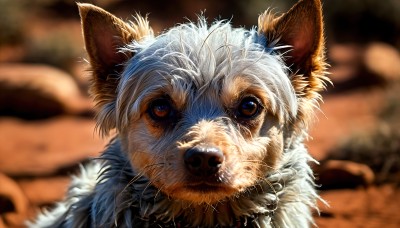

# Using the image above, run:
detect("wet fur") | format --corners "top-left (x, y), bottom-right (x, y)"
top-left (29, 0), bottom-right (328, 227)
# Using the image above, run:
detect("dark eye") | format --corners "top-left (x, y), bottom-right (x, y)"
top-left (237, 97), bottom-right (261, 119)
top-left (148, 98), bottom-right (173, 121)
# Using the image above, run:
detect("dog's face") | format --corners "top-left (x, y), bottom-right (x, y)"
top-left (78, 0), bottom-right (326, 204)
top-left (118, 29), bottom-right (296, 203)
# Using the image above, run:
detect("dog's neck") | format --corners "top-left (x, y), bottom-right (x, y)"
top-left (85, 138), bottom-right (318, 227)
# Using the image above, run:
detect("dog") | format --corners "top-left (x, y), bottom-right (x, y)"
top-left (30, 0), bottom-right (328, 227)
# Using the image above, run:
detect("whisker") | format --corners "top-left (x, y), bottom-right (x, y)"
top-left (119, 163), bottom-right (165, 196)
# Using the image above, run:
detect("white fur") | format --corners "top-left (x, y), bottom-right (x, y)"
top-left (95, 18), bottom-right (298, 135)
top-left (28, 162), bottom-right (101, 228)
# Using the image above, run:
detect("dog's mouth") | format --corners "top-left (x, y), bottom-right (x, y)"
top-left (177, 182), bottom-right (236, 203)
top-left (183, 172), bottom-right (231, 193)
top-left (185, 182), bottom-right (225, 193)
top-left (159, 173), bottom-right (248, 203)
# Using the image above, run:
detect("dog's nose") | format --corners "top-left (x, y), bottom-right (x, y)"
top-left (184, 146), bottom-right (224, 177)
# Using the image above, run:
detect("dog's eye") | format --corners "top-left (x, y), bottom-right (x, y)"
top-left (148, 98), bottom-right (173, 120)
top-left (237, 97), bottom-right (261, 119)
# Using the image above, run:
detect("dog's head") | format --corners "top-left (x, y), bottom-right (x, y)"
top-left (78, 0), bottom-right (327, 204)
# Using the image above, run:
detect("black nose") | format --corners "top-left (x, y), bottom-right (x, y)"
top-left (184, 146), bottom-right (224, 177)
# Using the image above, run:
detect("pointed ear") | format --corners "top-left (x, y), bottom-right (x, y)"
top-left (78, 3), bottom-right (153, 78)
top-left (259, 0), bottom-right (328, 130)
top-left (77, 3), bottom-right (153, 135)
top-left (258, 0), bottom-right (325, 76)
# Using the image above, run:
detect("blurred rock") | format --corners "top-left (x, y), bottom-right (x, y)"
top-left (18, 176), bottom-right (71, 206)
top-left (328, 44), bottom-right (363, 84)
top-left (0, 64), bottom-right (93, 119)
top-left (0, 173), bottom-right (28, 227)
top-left (364, 42), bottom-right (400, 82)
top-left (328, 43), bottom-right (387, 92)
top-left (316, 160), bottom-right (375, 189)
top-left (0, 117), bottom-right (110, 176)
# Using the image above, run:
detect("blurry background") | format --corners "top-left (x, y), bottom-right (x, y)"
top-left (0, 0), bottom-right (399, 227)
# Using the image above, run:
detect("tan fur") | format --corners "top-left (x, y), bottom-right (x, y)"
top-left (222, 76), bottom-right (276, 123)
top-left (123, 81), bottom-right (283, 204)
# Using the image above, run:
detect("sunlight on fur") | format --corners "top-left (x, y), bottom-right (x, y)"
top-left (29, 0), bottom-right (329, 227)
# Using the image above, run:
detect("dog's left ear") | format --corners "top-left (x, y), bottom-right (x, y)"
top-left (258, 0), bottom-right (327, 98)
top-left (78, 3), bottom-right (153, 135)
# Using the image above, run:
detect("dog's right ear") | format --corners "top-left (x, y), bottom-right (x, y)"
top-left (77, 3), bottom-right (153, 135)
